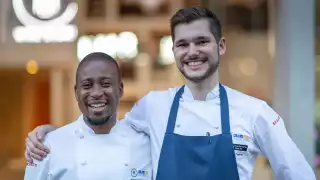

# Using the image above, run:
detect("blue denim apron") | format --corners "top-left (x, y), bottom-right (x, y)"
top-left (155, 84), bottom-right (240, 180)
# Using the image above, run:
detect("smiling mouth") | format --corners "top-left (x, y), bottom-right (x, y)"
top-left (184, 60), bottom-right (207, 68)
top-left (88, 103), bottom-right (107, 112)
top-left (89, 103), bottom-right (106, 108)
top-left (186, 61), bottom-right (205, 66)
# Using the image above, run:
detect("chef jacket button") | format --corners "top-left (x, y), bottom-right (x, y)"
top-left (176, 124), bottom-right (180, 128)
top-left (80, 161), bottom-right (87, 166)
top-left (80, 135), bottom-right (84, 139)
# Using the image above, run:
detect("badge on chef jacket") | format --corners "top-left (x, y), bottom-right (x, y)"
top-left (233, 144), bottom-right (248, 152)
top-left (233, 143), bottom-right (249, 157)
top-left (232, 133), bottom-right (250, 156)
top-left (131, 168), bottom-right (149, 178)
top-left (232, 133), bottom-right (250, 141)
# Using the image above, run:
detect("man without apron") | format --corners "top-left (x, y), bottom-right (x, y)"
top-left (24, 52), bottom-right (152, 180)
top-left (25, 6), bottom-right (315, 180)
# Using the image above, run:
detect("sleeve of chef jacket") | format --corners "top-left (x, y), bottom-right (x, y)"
top-left (124, 92), bottom-right (151, 135)
top-left (253, 102), bottom-right (316, 180)
top-left (24, 151), bottom-right (50, 180)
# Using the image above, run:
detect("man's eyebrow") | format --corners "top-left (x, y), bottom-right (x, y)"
top-left (175, 36), bottom-right (210, 44)
top-left (175, 39), bottom-right (186, 44)
top-left (82, 76), bottom-right (115, 82)
top-left (100, 77), bottom-right (113, 81)
top-left (194, 36), bottom-right (210, 40)
top-left (79, 78), bottom-right (91, 83)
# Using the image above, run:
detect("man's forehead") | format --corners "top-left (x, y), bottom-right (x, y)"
top-left (78, 60), bottom-right (117, 79)
top-left (174, 19), bottom-right (213, 41)
top-left (80, 59), bottom-right (116, 70)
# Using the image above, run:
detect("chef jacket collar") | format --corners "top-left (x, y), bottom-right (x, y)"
top-left (76, 114), bottom-right (119, 136)
top-left (182, 83), bottom-right (220, 101)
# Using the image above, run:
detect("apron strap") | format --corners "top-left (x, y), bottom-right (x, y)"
top-left (219, 84), bottom-right (231, 134)
top-left (166, 84), bottom-right (231, 135)
top-left (166, 85), bottom-right (185, 134)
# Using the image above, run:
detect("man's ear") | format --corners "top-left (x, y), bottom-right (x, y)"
top-left (218, 37), bottom-right (226, 56)
top-left (74, 84), bottom-right (79, 102)
top-left (119, 81), bottom-right (124, 98)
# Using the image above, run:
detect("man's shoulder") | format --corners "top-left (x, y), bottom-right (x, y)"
top-left (46, 120), bottom-right (78, 143)
top-left (115, 120), bottom-right (148, 137)
top-left (144, 86), bottom-right (182, 101)
top-left (224, 85), bottom-right (267, 114)
top-left (115, 120), bottom-right (150, 146)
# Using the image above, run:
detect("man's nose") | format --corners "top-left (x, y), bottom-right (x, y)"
top-left (91, 85), bottom-right (103, 98)
top-left (187, 43), bottom-right (199, 58)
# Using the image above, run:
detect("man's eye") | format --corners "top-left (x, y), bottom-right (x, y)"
top-left (101, 83), bottom-right (111, 87)
top-left (82, 84), bottom-right (91, 89)
top-left (177, 43), bottom-right (188, 47)
top-left (196, 40), bottom-right (209, 45)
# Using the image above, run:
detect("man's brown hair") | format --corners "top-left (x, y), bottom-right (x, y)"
top-left (170, 6), bottom-right (222, 42)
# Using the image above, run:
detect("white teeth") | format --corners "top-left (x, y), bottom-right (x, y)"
top-left (188, 61), bottom-right (204, 66)
top-left (90, 103), bottom-right (106, 108)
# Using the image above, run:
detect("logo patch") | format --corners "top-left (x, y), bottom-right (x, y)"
top-left (131, 168), bottom-right (149, 177)
top-left (233, 144), bottom-right (248, 152)
top-left (233, 133), bottom-right (250, 140)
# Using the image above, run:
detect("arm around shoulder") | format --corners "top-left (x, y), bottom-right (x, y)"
top-left (24, 137), bottom-right (51, 180)
top-left (24, 148), bottom-right (50, 180)
top-left (123, 92), bottom-right (153, 135)
top-left (253, 102), bottom-right (315, 180)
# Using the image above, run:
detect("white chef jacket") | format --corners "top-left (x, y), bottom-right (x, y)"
top-left (24, 115), bottom-right (152, 180)
top-left (125, 84), bottom-right (316, 180)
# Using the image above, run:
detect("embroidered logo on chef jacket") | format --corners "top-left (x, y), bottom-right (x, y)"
top-left (233, 133), bottom-right (250, 141)
top-left (27, 162), bottom-right (38, 168)
top-left (131, 168), bottom-right (149, 177)
top-left (272, 116), bottom-right (280, 126)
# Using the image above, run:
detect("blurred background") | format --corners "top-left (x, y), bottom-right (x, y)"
top-left (0, 0), bottom-right (319, 179)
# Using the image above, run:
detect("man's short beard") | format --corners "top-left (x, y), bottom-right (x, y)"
top-left (84, 115), bottom-right (112, 126)
top-left (181, 60), bottom-right (219, 83)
